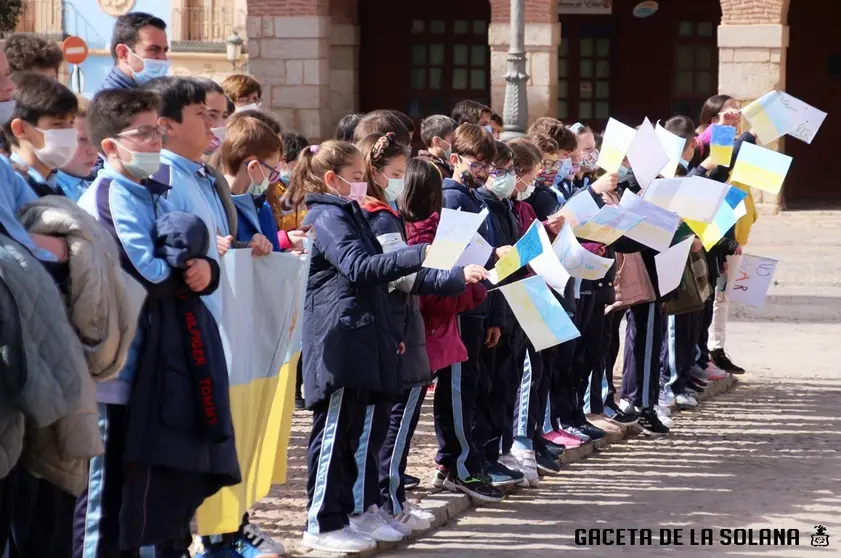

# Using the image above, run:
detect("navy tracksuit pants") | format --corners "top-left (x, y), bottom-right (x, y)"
top-left (474, 327), bottom-right (526, 463)
top-left (620, 302), bottom-right (664, 410)
top-left (511, 343), bottom-right (543, 451)
top-left (582, 288), bottom-right (612, 415)
top-left (603, 309), bottom-right (623, 407)
top-left (433, 316), bottom-right (485, 480)
top-left (352, 398), bottom-right (392, 515)
top-left (379, 386), bottom-right (428, 515)
top-left (306, 388), bottom-right (368, 534)
top-left (661, 309), bottom-right (704, 397)
top-left (555, 289), bottom-right (596, 426)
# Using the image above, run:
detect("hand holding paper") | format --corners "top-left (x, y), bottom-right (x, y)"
top-left (488, 221), bottom-right (543, 284)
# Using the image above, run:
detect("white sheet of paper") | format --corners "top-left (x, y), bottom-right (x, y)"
top-left (726, 254), bottom-right (778, 308)
top-left (552, 223), bottom-right (614, 281)
top-left (733, 200), bottom-right (747, 220)
top-left (529, 223), bottom-right (571, 294)
top-left (423, 208), bottom-right (489, 270)
top-left (573, 205), bottom-right (645, 245)
top-left (618, 190), bottom-right (682, 252)
top-left (454, 232), bottom-right (493, 268)
top-left (655, 236), bottom-right (694, 297)
top-left (778, 92), bottom-right (828, 145)
top-left (558, 190), bottom-right (600, 228)
top-left (644, 177), bottom-right (728, 224)
top-left (655, 122), bottom-right (687, 179)
top-left (597, 118), bottom-right (637, 172)
top-left (626, 117), bottom-right (671, 189)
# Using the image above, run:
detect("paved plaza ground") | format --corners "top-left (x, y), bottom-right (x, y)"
top-left (251, 210), bottom-right (841, 557)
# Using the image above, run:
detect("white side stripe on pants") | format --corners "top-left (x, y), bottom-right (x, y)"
top-left (307, 388), bottom-right (344, 534)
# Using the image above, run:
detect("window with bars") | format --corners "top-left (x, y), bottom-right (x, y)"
top-left (557, 26), bottom-right (611, 126)
top-left (672, 21), bottom-right (717, 118)
top-left (408, 18), bottom-right (490, 118)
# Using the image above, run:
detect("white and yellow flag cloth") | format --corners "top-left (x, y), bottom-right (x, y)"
top-left (196, 249), bottom-right (310, 535)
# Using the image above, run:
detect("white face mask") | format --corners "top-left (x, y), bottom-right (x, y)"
top-left (235, 103), bottom-right (260, 113)
top-left (204, 126), bottom-right (226, 155)
top-left (35, 127), bottom-right (78, 169)
top-left (0, 100), bottom-right (15, 126)
top-left (248, 166), bottom-right (270, 195)
top-left (487, 172), bottom-right (517, 200)
top-left (128, 51), bottom-right (169, 85)
top-left (516, 179), bottom-right (536, 201)
top-left (116, 141), bottom-right (161, 180)
top-left (384, 177), bottom-right (405, 202)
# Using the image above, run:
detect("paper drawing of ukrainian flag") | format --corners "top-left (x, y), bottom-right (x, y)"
top-left (196, 249), bottom-right (310, 535)
top-left (488, 220), bottom-right (543, 284)
top-left (709, 125), bottom-right (736, 166)
top-left (741, 90), bottom-right (796, 145)
top-left (499, 275), bottom-right (581, 351)
top-left (730, 142), bottom-right (793, 196)
top-left (684, 186), bottom-right (748, 250)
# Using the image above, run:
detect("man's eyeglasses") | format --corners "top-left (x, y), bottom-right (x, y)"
top-left (118, 125), bottom-right (167, 144)
top-left (459, 156), bottom-right (492, 174)
top-left (257, 160), bottom-right (283, 183)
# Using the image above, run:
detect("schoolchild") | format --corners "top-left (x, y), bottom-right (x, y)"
top-left (451, 99), bottom-right (492, 128)
top-left (403, 157), bottom-right (488, 501)
top-left (4, 33), bottom-right (64, 79)
top-left (473, 141), bottom-right (530, 488)
top-left (336, 113), bottom-right (364, 142)
top-left (56, 96), bottom-right (98, 201)
top-left (218, 115), bottom-right (309, 254)
top-left (222, 73), bottom-right (263, 111)
top-left (287, 140), bottom-right (430, 554)
top-left (524, 133), bottom-right (562, 220)
top-left (354, 133), bottom-right (484, 537)
top-left (527, 117), bottom-right (579, 205)
top-left (194, 77), bottom-right (231, 156)
top-left (436, 122), bottom-right (505, 503)
top-left (417, 114), bottom-right (457, 179)
top-left (490, 112), bottom-right (503, 139)
top-left (353, 110), bottom-right (412, 146)
top-left (3, 72), bottom-right (78, 198)
top-left (76, 87), bottom-right (234, 558)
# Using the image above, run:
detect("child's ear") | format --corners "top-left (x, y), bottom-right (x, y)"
top-left (10, 119), bottom-right (31, 144)
top-left (449, 153), bottom-right (459, 166)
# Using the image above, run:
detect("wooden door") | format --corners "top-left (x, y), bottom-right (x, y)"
top-left (785, 0), bottom-right (841, 204)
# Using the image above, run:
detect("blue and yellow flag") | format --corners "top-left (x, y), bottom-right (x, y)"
top-left (196, 249), bottom-right (310, 535)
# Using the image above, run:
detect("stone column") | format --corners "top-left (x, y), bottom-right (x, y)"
top-left (246, 14), bottom-right (332, 140)
top-left (329, 0), bottom-right (360, 135)
top-left (718, 23), bottom-right (788, 208)
top-left (489, 0), bottom-right (559, 128)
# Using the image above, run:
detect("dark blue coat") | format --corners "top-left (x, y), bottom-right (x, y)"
top-left (301, 194), bottom-right (428, 406)
top-left (365, 201), bottom-right (465, 387)
top-left (232, 193), bottom-right (282, 252)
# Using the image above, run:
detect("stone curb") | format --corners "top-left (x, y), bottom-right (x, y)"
top-left (299, 375), bottom-right (739, 557)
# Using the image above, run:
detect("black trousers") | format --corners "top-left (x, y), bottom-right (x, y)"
top-left (72, 404), bottom-right (192, 558)
top-left (582, 292), bottom-right (610, 415)
top-left (306, 387), bottom-right (368, 534)
top-left (696, 295), bottom-right (715, 368)
top-left (352, 397), bottom-right (391, 515)
top-left (556, 290), bottom-right (596, 425)
top-left (546, 338), bottom-right (576, 432)
top-left (511, 343), bottom-right (543, 451)
top-left (433, 316), bottom-right (485, 480)
top-left (620, 302), bottom-right (664, 410)
top-left (474, 327), bottom-right (526, 463)
top-left (379, 386), bottom-right (427, 515)
top-left (661, 309), bottom-right (704, 396)
top-left (603, 309), bottom-right (623, 406)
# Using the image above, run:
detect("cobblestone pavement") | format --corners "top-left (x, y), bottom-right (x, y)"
top-left (251, 211), bottom-right (841, 557)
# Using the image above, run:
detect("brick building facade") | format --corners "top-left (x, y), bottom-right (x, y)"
top-left (244, 0), bottom-right (838, 207)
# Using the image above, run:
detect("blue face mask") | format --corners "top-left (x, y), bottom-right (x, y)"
top-left (557, 158), bottom-right (572, 181)
top-left (129, 51), bottom-right (170, 85)
top-left (679, 158), bottom-right (691, 170)
top-left (617, 165), bottom-right (630, 182)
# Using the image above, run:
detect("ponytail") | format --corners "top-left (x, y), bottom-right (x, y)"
top-left (286, 140), bottom-right (360, 209)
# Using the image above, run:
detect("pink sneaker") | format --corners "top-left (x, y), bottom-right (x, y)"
top-left (543, 429), bottom-right (582, 449)
top-left (703, 363), bottom-right (728, 380)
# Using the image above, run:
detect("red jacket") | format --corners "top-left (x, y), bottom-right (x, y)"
top-left (405, 213), bottom-right (487, 372)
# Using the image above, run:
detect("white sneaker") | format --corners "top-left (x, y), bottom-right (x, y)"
top-left (393, 509), bottom-right (430, 532)
top-left (655, 404), bottom-right (672, 417)
top-left (658, 387), bottom-right (675, 407)
top-left (376, 506), bottom-right (412, 536)
top-left (507, 449), bottom-right (540, 488)
top-left (676, 393), bottom-right (699, 408)
top-left (657, 412), bottom-right (674, 429)
top-left (350, 506), bottom-right (404, 542)
top-left (403, 501), bottom-right (436, 524)
top-left (618, 399), bottom-right (639, 414)
top-left (302, 526), bottom-right (377, 553)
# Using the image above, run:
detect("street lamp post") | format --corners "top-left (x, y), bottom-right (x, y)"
top-left (226, 30), bottom-right (244, 71)
top-left (500, 0), bottom-right (529, 140)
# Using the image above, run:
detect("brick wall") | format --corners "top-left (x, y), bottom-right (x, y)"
top-left (720, 0), bottom-right (789, 25)
top-left (491, 0), bottom-right (557, 23)
top-left (244, 0), bottom-right (328, 17)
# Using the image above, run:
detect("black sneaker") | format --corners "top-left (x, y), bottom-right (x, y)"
top-left (535, 446), bottom-right (561, 474)
top-left (540, 439), bottom-right (565, 459)
top-left (403, 473), bottom-right (420, 491)
top-left (578, 422), bottom-right (607, 441)
top-left (483, 460), bottom-right (524, 487)
top-left (687, 376), bottom-right (708, 393)
top-left (431, 465), bottom-right (456, 491)
top-left (711, 349), bottom-right (745, 374)
top-left (607, 410), bottom-right (639, 426)
top-left (635, 409), bottom-right (670, 437)
top-left (453, 475), bottom-right (504, 503)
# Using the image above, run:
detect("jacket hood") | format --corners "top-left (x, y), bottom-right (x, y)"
top-left (442, 177), bottom-right (472, 194)
top-left (404, 212), bottom-right (439, 245)
top-left (305, 192), bottom-right (353, 210)
top-left (361, 197), bottom-right (400, 218)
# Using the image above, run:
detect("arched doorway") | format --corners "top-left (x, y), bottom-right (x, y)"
top-left (785, 0), bottom-right (841, 205)
top-left (358, 0), bottom-right (491, 119)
